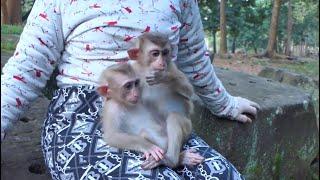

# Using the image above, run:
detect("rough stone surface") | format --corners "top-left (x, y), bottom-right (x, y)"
top-left (1, 96), bottom-right (51, 180)
top-left (1, 51), bottom-right (12, 69)
top-left (258, 66), bottom-right (316, 89)
top-left (191, 68), bottom-right (319, 179)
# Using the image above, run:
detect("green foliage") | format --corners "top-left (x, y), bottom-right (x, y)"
top-left (1, 41), bottom-right (16, 51)
top-left (1, 25), bottom-right (23, 35)
top-left (277, 60), bottom-right (319, 77)
top-left (199, 0), bottom-right (220, 31)
top-left (198, 0), bottom-right (319, 54)
top-left (292, 1), bottom-right (319, 46)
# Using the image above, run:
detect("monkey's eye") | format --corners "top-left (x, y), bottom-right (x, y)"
top-left (151, 50), bottom-right (160, 57)
top-left (162, 49), bottom-right (169, 56)
top-left (124, 82), bottom-right (133, 90)
top-left (134, 79), bottom-right (140, 87)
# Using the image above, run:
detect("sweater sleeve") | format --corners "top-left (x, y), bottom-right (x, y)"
top-left (176, 0), bottom-right (237, 119)
top-left (1, 0), bottom-right (64, 132)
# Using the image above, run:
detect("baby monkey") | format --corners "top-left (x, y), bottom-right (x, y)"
top-left (129, 32), bottom-right (204, 169)
top-left (97, 63), bottom-right (165, 162)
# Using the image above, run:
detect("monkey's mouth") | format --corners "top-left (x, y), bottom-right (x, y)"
top-left (130, 99), bottom-right (139, 104)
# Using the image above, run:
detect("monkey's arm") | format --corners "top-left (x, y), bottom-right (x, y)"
top-left (102, 110), bottom-right (164, 160)
top-left (167, 64), bottom-right (194, 98)
top-left (146, 64), bottom-right (193, 98)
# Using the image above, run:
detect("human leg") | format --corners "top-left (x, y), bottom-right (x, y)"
top-left (176, 133), bottom-right (244, 180)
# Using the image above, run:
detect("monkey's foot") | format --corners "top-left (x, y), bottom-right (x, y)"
top-left (179, 149), bottom-right (204, 166)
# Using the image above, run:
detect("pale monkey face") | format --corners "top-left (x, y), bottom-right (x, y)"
top-left (142, 40), bottom-right (171, 71)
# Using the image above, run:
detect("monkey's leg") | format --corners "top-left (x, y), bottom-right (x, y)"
top-left (165, 112), bottom-right (192, 168)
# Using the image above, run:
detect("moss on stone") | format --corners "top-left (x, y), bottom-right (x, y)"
top-left (244, 160), bottom-right (263, 179)
top-left (272, 150), bottom-right (284, 179)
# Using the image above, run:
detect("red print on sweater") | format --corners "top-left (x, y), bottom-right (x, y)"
top-left (90, 3), bottom-right (101, 9)
top-left (193, 73), bottom-right (206, 80)
top-left (215, 88), bottom-right (222, 94)
top-left (13, 75), bottom-right (27, 83)
top-left (37, 38), bottom-right (48, 46)
top-left (104, 21), bottom-right (117, 26)
top-left (34, 69), bottom-right (43, 77)
top-left (85, 44), bottom-right (93, 51)
top-left (169, 5), bottom-right (176, 12)
top-left (124, 35), bottom-right (134, 42)
top-left (93, 27), bottom-right (103, 32)
top-left (124, 7), bottom-right (132, 13)
top-left (142, 26), bottom-right (151, 33)
top-left (16, 98), bottom-right (23, 107)
top-left (39, 13), bottom-right (49, 21)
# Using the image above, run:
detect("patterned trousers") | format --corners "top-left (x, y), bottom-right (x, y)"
top-left (41, 86), bottom-right (244, 180)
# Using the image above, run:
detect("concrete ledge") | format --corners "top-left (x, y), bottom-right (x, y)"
top-left (191, 68), bottom-right (319, 179)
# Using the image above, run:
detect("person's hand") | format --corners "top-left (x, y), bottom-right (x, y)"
top-left (234, 97), bottom-right (260, 123)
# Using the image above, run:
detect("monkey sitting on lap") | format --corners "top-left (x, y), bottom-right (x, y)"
top-left (128, 32), bottom-right (204, 169)
top-left (97, 63), bottom-right (165, 162)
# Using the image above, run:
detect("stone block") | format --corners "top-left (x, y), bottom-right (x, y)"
top-left (258, 67), bottom-right (315, 89)
top-left (191, 68), bottom-right (319, 179)
top-left (1, 97), bottom-right (52, 180)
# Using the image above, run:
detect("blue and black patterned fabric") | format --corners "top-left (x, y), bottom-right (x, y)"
top-left (41, 86), bottom-right (244, 180)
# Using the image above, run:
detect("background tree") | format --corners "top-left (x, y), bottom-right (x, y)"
top-left (284, 0), bottom-right (293, 56)
top-left (199, 0), bottom-right (220, 54)
top-left (219, 0), bottom-right (228, 56)
top-left (1, 0), bottom-right (9, 24)
top-left (10, 0), bottom-right (22, 24)
top-left (265, 0), bottom-right (282, 58)
top-left (226, 0), bottom-right (256, 53)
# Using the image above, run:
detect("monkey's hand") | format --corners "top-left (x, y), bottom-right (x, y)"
top-left (234, 97), bottom-right (260, 123)
top-left (142, 145), bottom-right (165, 162)
top-left (146, 70), bottom-right (170, 85)
top-left (141, 155), bottom-right (163, 170)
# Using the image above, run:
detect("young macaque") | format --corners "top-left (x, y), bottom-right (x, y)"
top-left (97, 63), bottom-right (166, 162)
top-left (128, 32), bottom-right (204, 169)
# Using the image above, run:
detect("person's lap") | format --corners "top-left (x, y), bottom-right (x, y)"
top-left (41, 86), bottom-right (243, 179)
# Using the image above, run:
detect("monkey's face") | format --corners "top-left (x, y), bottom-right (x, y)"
top-left (112, 75), bottom-right (141, 106)
top-left (143, 42), bottom-right (171, 72)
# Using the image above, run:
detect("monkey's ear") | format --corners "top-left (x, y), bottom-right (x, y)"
top-left (127, 48), bottom-right (139, 60)
top-left (97, 85), bottom-right (109, 97)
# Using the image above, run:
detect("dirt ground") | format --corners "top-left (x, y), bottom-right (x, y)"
top-left (214, 57), bottom-right (263, 75)
top-left (213, 55), bottom-right (319, 81)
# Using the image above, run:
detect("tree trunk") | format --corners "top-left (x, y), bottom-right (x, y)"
top-left (1, 0), bottom-right (9, 24)
top-left (7, 0), bottom-right (22, 24)
top-left (232, 36), bottom-right (236, 53)
top-left (284, 0), bottom-right (293, 56)
top-left (212, 30), bottom-right (217, 54)
top-left (219, 0), bottom-right (227, 57)
top-left (265, 0), bottom-right (282, 58)
top-left (299, 38), bottom-right (304, 56)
